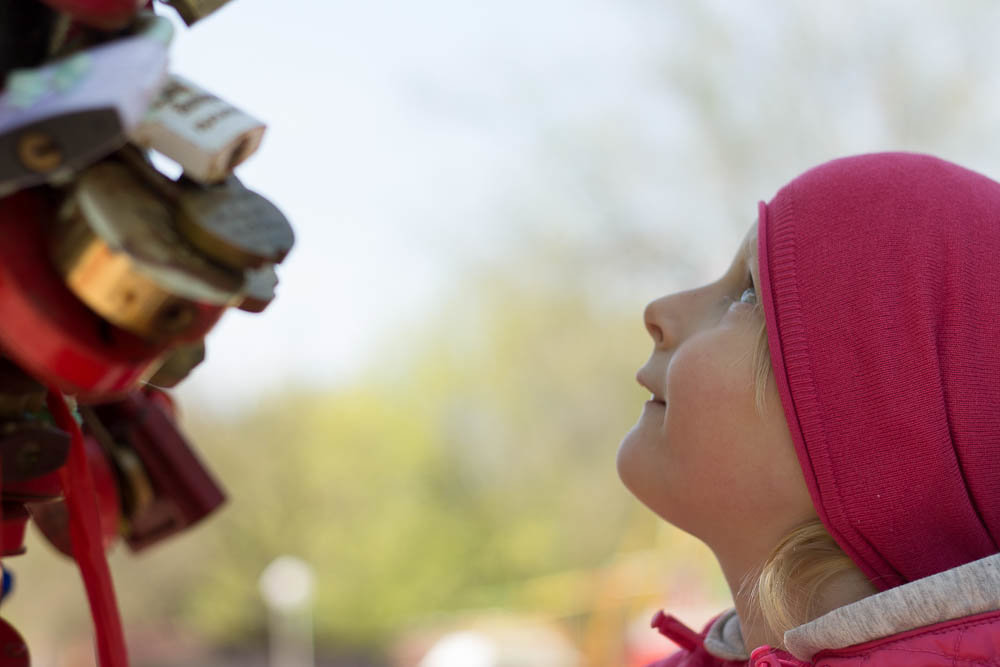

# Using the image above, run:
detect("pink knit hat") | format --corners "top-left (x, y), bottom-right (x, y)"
top-left (758, 152), bottom-right (1000, 590)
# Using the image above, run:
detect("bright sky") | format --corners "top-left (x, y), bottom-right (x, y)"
top-left (165, 0), bottom-right (672, 409)
top-left (162, 0), bottom-right (1000, 411)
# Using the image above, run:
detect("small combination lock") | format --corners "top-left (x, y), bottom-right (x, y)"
top-left (0, 1), bottom-right (290, 665)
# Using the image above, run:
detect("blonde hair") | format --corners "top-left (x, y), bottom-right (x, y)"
top-left (745, 228), bottom-right (865, 645)
top-left (746, 520), bottom-right (861, 645)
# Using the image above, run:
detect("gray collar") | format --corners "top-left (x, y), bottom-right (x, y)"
top-left (702, 553), bottom-right (1000, 663)
top-left (704, 608), bottom-right (749, 661)
top-left (784, 552), bottom-right (1000, 661)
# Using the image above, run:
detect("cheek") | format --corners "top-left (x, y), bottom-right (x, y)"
top-left (617, 333), bottom-right (758, 527)
top-left (665, 335), bottom-right (815, 526)
top-left (664, 340), bottom-right (753, 483)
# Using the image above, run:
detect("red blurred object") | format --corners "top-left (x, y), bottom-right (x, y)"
top-left (0, 618), bottom-right (29, 667)
top-left (46, 388), bottom-right (127, 667)
top-left (0, 503), bottom-right (29, 557)
top-left (37, 0), bottom-right (145, 30)
top-left (30, 435), bottom-right (121, 557)
top-left (144, 384), bottom-right (176, 418)
top-left (3, 470), bottom-right (62, 502)
top-left (0, 190), bottom-right (167, 400)
top-left (94, 389), bottom-right (225, 551)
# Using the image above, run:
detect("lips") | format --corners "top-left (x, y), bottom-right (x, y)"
top-left (636, 370), bottom-right (666, 405)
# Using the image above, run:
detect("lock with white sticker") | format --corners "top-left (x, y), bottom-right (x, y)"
top-left (129, 74), bottom-right (266, 184)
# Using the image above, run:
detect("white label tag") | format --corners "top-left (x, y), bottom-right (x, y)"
top-left (129, 74), bottom-right (266, 184)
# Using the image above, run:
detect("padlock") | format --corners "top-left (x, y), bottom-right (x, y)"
top-left (37, 0), bottom-right (145, 31)
top-left (148, 341), bottom-right (205, 388)
top-left (0, 419), bottom-right (70, 483)
top-left (119, 146), bottom-right (295, 270)
top-left (161, 0), bottom-right (233, 26)
top-left (29, 434), bottom-right (122, 558)
top-left (49, 160), bottom-right (243, 343)
top-left (129, 73), bottom-right (265, 184)
top-left (0, 359), bottom-right (46, 418)
top-left (2, 471), bottom-right (63, 503)
top-left (238, 264), bottom-right (279, 313)
top-left (0, 12), bottom-right (171, 198)
top-left (173, 177), bottom-right (295, 270)
top-left (109, 446), bottom-right (155, 522)
top-left (0, 190), bottom-right (168, 399)
top-left (93, 389), bottom-right (225, 551)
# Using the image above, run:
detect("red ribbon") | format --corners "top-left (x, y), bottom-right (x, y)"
top-left (46, 388), bottom-right (128, 667)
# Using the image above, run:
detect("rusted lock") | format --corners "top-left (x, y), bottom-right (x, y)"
top-left (129, 74), bottom-right (265, 184)
top-left (49, 160), bottom-right (242, 343)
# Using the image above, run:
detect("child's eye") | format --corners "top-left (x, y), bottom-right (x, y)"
top-left (739, 287), bottom-right (757, 305)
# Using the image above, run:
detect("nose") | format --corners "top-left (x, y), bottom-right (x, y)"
top-left (643, 294), bottom-right (678, 349)
top-left (644, 285), bottom-right (717, 350)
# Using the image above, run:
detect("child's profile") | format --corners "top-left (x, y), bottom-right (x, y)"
top-left (619, 152), bottom-right (1000, 666)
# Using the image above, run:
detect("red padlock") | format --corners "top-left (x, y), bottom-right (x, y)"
top-left (2, 470), bottom-right (62, 503)
top-left (29, 434), bottom-right (121, 557)
top-left (0, 189), bottom-right (168, 399)
top-left (94, 389), bottom-right (225, 551)
top-left (36, 0), bottom-right (146, 31)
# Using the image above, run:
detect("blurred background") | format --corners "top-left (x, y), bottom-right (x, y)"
top-left (7, 0), bottom-right (1000, 664)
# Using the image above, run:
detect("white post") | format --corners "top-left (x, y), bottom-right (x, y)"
top-left (259, 556), bottom-right (316, 667)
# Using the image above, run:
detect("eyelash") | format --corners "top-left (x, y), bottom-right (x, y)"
top-left (739, 273), bottom-right (757, 305)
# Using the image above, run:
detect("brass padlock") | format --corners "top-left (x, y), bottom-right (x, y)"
top-left (161, 0), bottom-right (234, 25)
top-left (48, 160), bottom-right (244, 342)
top-left (129, 74), bottom-right (265, 184)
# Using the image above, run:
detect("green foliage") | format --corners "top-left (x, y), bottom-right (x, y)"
top-left (166, 277), bottom-right (655, 651)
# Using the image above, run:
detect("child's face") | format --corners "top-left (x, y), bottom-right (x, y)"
top-left (617, 221), bottom-right (817, 553)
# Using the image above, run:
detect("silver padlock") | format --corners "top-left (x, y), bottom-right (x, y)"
top-left (0, 12), bottom-right (172, 197)
top-left (238, 264), bottom-right (279, 313)
top-left (118, 145), bottom-right (294, 271)
top-left (129, 74), bottom-right (266, 184)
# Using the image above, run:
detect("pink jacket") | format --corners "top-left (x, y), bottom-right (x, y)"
top-left (647, 609), bottom-right (1000, 666)
top-left (644, 553), bottom-right (1000, 667)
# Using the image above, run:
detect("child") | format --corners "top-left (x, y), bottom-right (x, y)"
top-left (617, 152), bottom-right (1000, 666)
